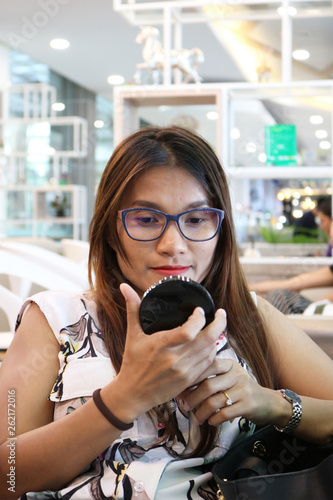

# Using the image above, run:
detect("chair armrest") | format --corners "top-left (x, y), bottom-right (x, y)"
top-left (287, 315), bottom-right (333, 359)
top-left (300, 287), bottom-right (333, 301)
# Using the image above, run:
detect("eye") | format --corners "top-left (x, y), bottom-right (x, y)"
top-left (128, 210), bottom-right (164, 227)
top-left (185, 216), bottom-right (204, 225)
top-left (135, 216), bottom-right (159, 225)
top-left (184, 210), bottom-right (210, 225)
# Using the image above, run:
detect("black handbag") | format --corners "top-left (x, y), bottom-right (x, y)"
top-left (212, 426), bottom-right (333, 500)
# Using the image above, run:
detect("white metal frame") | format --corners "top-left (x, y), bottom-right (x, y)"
top-left (0, 184), bottom-right (87, 240)
top-left (114, 0), bottom-right (333, 84)
top-left (0, 116), bottom-right (88, 158)
top-left (5, 83), bottom-right (57, 120)
top-left (0, 83), bottom-right (88, 184)
top-left (113, 80), bottom-right (333, 180)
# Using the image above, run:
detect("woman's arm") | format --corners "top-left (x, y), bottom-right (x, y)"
top-left (180, 296), bottom-right (333, 443)
top-left (0, 285), bottom-right (226, 497)
top-left (250, 265), bottom-right (333, 295)
top-left (0, 304), bottom-right (127, 497)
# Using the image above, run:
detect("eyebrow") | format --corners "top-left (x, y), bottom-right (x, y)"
top-left (130, 200), bottom-right (212, 210)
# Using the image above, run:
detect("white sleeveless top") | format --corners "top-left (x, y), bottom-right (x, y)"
top-left (18, 290), bottom-right (256, 500)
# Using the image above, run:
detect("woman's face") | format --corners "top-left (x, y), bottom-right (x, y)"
top-left (116, 166), bottom-right (219, 296)
top-left (316, 211), bottom-right (331, 236)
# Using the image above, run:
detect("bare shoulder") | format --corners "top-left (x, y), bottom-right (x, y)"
top-left (256, 296), bottom-right (333, 399)
top-left (0, 303), bottom-right (60, 444)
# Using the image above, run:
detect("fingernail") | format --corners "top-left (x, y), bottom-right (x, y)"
top-left (196, 307), bottom-right (205, 316)
top-left (217, 309), bottom-right (226, 317)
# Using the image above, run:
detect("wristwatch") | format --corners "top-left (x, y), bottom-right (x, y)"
top-left (274, 389), bottom-right (302, 433)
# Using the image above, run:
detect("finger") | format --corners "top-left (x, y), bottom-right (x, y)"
top-left (181, 374), bottom-right (234, 412)
top-left (193, 388), bottom-right (239, 426)
top-left (214, 308), bottom-right (227, 332)
top-left (193, 357), bottom-right (233, 386)
top-left (178, 358), bottom-right (234, 399)
top-left (161, 306), bottom-right (226, 353)
top-left (199, 308), bottom-right (227, 349)
top-left (156, 306), bottom-right (206, 347)
top-left (119, 283), bottom-right (142, 336)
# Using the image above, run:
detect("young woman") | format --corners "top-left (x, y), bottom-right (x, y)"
top-left (1, 126), bottom-right (333, 500)
top-left (251, 220), bottom-right (333, 314)
top-left (316, 197), bottom-right (332, 256)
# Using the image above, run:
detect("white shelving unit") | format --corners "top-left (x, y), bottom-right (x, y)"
top-left (0, 184), bottom-right (87, 240)
top-left (113, 81), bottom-right (333, 248)
top-left (0, 83), bottom-right (89, 240)
top-left (113, 81), bottom-right (333, 178)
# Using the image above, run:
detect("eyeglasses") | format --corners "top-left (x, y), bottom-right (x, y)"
top-left (118, 207), bottom-right (224, 242)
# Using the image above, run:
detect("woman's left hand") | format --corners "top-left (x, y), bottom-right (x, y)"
top-left (178, 358), bottom-right (277, 427)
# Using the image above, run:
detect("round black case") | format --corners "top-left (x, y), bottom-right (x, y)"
top-left (139, 276), bottom-right (215, 335)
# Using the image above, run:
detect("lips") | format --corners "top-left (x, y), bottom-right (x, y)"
top-left (152, 266), bottom-right (190, 276)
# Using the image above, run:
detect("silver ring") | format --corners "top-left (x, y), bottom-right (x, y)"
top-left (223, 391), bottom-right (233, 406)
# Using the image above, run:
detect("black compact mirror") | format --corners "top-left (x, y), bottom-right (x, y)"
top-left (139, 276), bottom-right (215, 335)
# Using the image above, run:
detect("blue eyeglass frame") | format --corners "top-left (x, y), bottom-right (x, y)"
top-left (118, 207), bottom-right (224, 242)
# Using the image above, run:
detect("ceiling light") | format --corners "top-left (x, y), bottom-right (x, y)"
top-left (277, 6), bottom-right (297, 16)
top-left (107, 74), bottom-right (125, 85)
top-left (52, 102), bottom-right (65, 112)
top-left (315, 129), bottom-right (328, 139)
top-left (207, 111), bottom-right (218, 120)
top-left (319, 140), bottom-right (331, 150)
top-left (302, 197), bottom-right (316, 210)
top-left (245, 143), bottom-right (257, 153)
top-left (94, 120), bottom-right (104, 128)
top-left (293, 210), bottom-right (303, 219)
top-left (258, 153), bottom-right (267, 163)
top-left (292, 49), bottom-right (310, 61)
top-left (310, 115), bottom-right (323, 125)
top-left (230, 128), bottom-right (240, 139)
top-left (50, 38), bottom-right (70, 50)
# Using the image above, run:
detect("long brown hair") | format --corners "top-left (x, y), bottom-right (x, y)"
top-left (88, 126), bottom-right (276, 457)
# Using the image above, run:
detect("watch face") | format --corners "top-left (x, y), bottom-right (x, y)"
top-left (284, 389), bottom-right (302, 404)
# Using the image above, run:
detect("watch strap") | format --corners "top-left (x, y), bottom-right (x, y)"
top-left (274, 389), bottom-right (302, 433)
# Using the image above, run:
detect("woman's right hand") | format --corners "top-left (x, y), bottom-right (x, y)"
top-left (101, 283), bottom-right (227, 424)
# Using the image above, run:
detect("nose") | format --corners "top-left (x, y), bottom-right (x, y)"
top-left (155, 220), bottom-right (187, 255)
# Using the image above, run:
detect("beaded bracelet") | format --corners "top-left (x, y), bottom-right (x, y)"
top-left (92, 388), bottom-right (134, 431)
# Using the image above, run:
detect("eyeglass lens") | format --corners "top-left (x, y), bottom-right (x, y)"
top-left (125, 209), bottom-right (220, 241)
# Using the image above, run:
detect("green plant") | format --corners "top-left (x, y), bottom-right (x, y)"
top-left (260, 225), bottom-right (328, 244)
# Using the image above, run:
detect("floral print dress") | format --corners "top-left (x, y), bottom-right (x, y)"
top-left (17, 290), bottom-right (256, 500)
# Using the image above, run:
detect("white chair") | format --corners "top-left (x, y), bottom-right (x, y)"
top-left (0, 248), bottom-right (84, 298)
top-left (299, 287), bottom-right (333, 302)
top-left (61, 238), bottom-right (90, 266)
top-left (0, 241), bottom-right (89, 292)
top-left (0, 285), bottom-right (22, 351)
top-left (0, 236), bottom-right (61, 253)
